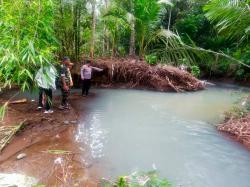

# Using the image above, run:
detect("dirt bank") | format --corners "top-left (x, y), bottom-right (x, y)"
top-left (0, 93), bottom-right (99, 186)
top-left (72, 58), bottom-right (205, 92)
top-left (217, 96), bottom-right (250, 149)
top-left (218, 113), bottom-right (250, 149)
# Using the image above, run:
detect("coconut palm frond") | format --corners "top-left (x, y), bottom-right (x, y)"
top-left (204, 0), bottom-right (250, 42)
top-left (146, 29), bottom-right (196, 65)
top-left (158, 0), bottom-right (174, 7)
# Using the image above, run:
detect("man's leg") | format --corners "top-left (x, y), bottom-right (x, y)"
top-left (82, 80), bottom-right (85, 96)
top-left (45, 89), bottom-right (52, 111)
top-left (61, 89), bottom-right (67, 106)
top-left (86, 79), bottom-right (91, 96)
top-left (65, 89), bottom-right (70, 106)
top-left (38, 87), bottom-right (43, 108)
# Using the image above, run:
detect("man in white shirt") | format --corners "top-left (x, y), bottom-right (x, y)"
top-left (35, 64), bottom-right (57, 114)
top-left (81, 60), bottom-right (103, 96)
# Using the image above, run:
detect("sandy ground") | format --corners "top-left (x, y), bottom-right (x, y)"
top-left (0, 93), bottom-right (99, 186)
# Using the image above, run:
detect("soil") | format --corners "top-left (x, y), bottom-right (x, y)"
top-left (0, 93), bottom-right (99, 186)
top-left (218, 113), bottom-right (250, 149)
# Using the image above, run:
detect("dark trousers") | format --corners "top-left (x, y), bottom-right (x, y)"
top-left (61, 88), bottom-right (70, 106)
top-left (82, 79), bottom-right (91, 96)
top-left (38, 87), bottom-right (52, 111)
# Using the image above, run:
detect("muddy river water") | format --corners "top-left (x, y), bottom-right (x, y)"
top-left (1, 84), bottom-right (250, 187)
top-left (74, 85), bottom-right (250, 187)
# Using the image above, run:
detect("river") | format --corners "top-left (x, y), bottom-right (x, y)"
top-left (74, 85), bottom-right (250, 187)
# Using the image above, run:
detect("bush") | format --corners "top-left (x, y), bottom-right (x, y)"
top-left (191, 65), bottom-right (200, 78)
top-left (145, 55), bottom-right (158, 65)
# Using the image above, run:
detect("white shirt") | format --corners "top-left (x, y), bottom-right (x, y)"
top-left (81, 65), bottom-right (103, 80)
top-left (35, 65), bottom-right (57, 90)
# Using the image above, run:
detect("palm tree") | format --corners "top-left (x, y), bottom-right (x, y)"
top-left (105, 0), bottom-right (182, 59)
top-left (204, 0), bottom-right (250, 43)
top-left (104, 0), bottom-right (136, 56)
top-left (90, 0), bottom-right (97, 59)
top-left (134, 0), bottom-right (161, 58)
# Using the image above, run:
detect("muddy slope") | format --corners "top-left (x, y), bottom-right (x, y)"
top-left (0, 95), bottom-right (98, 186)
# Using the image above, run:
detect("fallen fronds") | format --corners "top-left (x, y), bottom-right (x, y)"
top-left (0, 102), bottom-right (8, 122)
top-left (0, 121), bottom-right (25, 152)
top-left (218, 96), bottom-right (250, 147)
top-left (218, 113), bottom-right (250, 145)
top-left (79, 59), bottom-right (205, 92)
top-left (43, 150), bottom-right (73, 155)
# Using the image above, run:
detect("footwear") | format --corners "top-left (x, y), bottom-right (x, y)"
top-left (58, 105), bottom-right (65, 110)
top-left (44, 110), bottom-right (54, 114)
top-left (37, 106), bottom-right (43, 110)
top-left (66, 103), bottom-right (71, 107)
top-left (64, 105), bottom-right (71, 110)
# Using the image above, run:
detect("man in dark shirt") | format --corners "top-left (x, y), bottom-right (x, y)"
top-left (59, 57), bottom-right (72, 109)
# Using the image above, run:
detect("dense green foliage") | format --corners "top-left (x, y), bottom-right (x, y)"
top-left (0, 0), bottom-right (57, 90)
top-left (0, 0), bottom-right (249, 92)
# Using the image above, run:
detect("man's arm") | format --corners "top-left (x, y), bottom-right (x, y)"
top-left (91, 66), bottom-right (103, 72)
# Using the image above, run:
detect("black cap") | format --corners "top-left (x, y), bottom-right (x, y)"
top-left (85, 60), bottom-right (91, 64)
top-left (62, 56), bottom-right (70, 62)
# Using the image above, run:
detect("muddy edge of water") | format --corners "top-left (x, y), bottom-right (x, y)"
top-left (0, 92), bottom-right (100, 186)
top-left (0, 86), bottom-right (249, 186)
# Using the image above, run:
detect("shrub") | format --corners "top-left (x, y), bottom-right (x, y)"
top-left (102, 171), bottom-right (172, 187)
top-left (191, 65), bottom-right (200, 78)
top-left (145, 55), bottom-right (158, 65)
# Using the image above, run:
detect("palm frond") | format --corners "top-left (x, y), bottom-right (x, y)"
top-left (146, 29), bottom-right (196, 65)
top-left (204, 0), bottom-right (250, 42)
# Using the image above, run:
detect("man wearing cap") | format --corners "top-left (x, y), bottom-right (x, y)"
top-left (59, 57), bottom-right (73, 109)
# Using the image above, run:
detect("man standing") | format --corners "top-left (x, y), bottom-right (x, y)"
top-left (81, 60), bottom-right (103, 96)
top-left (35, 64), bottom-right (57, 114)
top-left (59, 57), bottom-right (73, 109)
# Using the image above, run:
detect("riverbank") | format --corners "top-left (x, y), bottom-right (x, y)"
top-left (0, 93), bottom-right (99, 186)
top-left (218, 113), bottom-right (250, 148)
top-left (217, 96), bottom-right (250, 149)
top-left (72, 58), bottom-right (205, 92)
top-left (0, 84), bottom-right (249, 186)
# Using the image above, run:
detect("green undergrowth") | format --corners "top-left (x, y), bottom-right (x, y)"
top-left (225, 95), bottom-right (250, 120)
top-left (32, 171), bottom-right (173, 187)
top-left (101, 171), bottom-right (172, 187)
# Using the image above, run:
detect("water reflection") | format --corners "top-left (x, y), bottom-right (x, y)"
top-left (75, 112), bottom-right (107, 159)
top-left (75, 87), bottom-right (250, 187)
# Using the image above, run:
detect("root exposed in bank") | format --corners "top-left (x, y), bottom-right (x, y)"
top-left (218, 114), bottom-right (250, 148)
top-left (74, 58), bottom-right (205, 92)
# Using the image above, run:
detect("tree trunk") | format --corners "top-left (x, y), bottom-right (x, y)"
top-left (129, 0), bottom-right (136, 57)
top-left (129, 17), bottom-right (136, 56)
top-left (139, 28), bottom-right (145, 59)
top-left (90, 0), bottom-right (96, 60)
top-left (103, 0), bottom-right (109, 56)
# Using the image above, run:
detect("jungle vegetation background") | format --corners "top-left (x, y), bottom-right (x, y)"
top-left (0, 0), bottom-right (249, 92)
